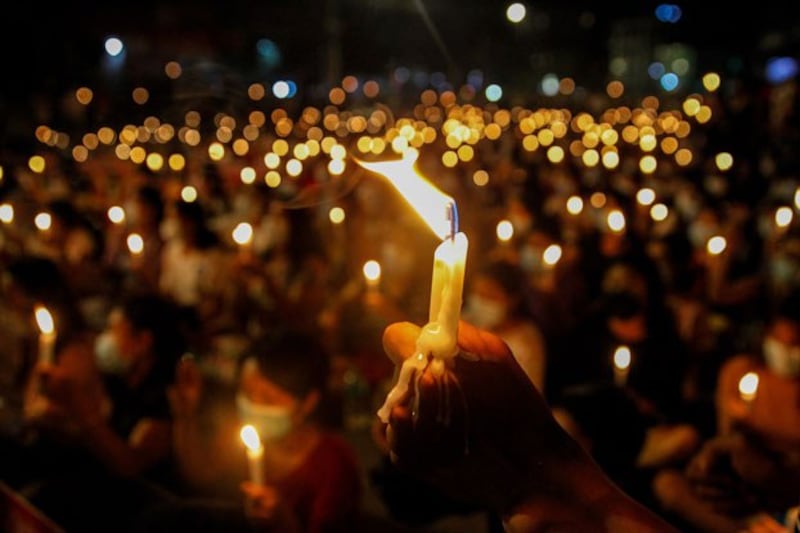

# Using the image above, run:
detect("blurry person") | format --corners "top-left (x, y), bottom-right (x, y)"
top-left (463, 257), bottom-right (547, 391)
top-left (12, 291), bottom-right (186, 532)
top-left (158, 199), bottom-right (227, 334)
top-left (653, 291), bottom-right (800, 532)
top-left (153, 327), bottom-right (362, 533)
top-left (125, 184), bottom-right (167, 292)
top-left (377, 319), bottom-right (681, 532)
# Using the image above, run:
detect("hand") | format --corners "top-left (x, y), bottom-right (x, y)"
top-left (380, 320), bottom-right (607, 515)
top-left (685, 435), bottom-right (758, 515)
top-left (168, 354), bottom-right (203, 419)
top-left (241, 481), bottom-right (281, 521)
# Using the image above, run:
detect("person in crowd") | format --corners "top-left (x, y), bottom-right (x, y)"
top-left (652, 290), bottom-right (800, 532)
top-left (463, 256), bottom-right (548, 391)
top-left (158, 199), bottom-right (228, 336)
top-left (6, 289), bottom-right (186, 532)
top-left (377, 318), bottom-right (681, 532)
top-left (148, 326), bottom-right (363, 533)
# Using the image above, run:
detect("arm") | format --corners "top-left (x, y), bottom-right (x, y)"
top-left (382, 320), bottom-right (680, 532)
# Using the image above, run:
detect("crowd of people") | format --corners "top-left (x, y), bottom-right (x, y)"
top-left (0, 67), bottom-right (799, 533)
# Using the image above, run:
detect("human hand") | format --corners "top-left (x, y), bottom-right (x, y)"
top-left (167, 354), bottom-right (203, 419)
top-left (380, 320), bottom-right (599, 515)
top-left (685, 435), bottom-right (758, 515)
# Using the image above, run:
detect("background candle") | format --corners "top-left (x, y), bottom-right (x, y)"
top-left (232, 222), bottom-right (254, 260)
top-left (362, 260), bottom-right (381, 291)
top-left (240, 424), bottom-right (264, 486)
top-left (34, 305), bottom-right (56, 365)
top-left (613, 345), bottom-right (631, 387)
top-left (738, 371), bottom-right (759, 407)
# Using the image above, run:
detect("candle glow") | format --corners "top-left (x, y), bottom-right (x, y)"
top-left (240, 424), bottom-right (264, 486)
top-left (35, 305), bottom-right (56, 365)
top-left (232, 222), bottom-right (254, 245)
top-left (356, 150), bottom-right (468, 424)
top-left (363, 260), bottom-right (381, 287)
top-left (738, 372), bottom-right (759, 403)
top-left (613, 345), bottom-right (631, 387)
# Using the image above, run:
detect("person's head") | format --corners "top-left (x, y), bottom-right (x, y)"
top-left (762, 291), bottom-right (800, 378)
top-left (174, 200), bottom-right (217, 248)
top-left (95, 292), bottom-right (186, 382)
top-left (464, 258), bottom-right (527, 330)
top-left (605, 290), bottom-right (647, 344)
top-left (3, 256), bottom-right (84, 338)
top-left (133, 185), bottom-right (164, 230)
top-left (236, 328), bottom-right (331, 443)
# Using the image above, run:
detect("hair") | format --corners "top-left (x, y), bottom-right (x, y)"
top-left (243, 327), bottom-right (330, 400)
top-left (136, 184), bottom-right (164, 224)
top-left (174, 200), bottom-right (218, 249)
top-left (118, 292), bottom-right (188, 380)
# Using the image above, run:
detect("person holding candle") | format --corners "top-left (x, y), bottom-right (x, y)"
top-left (8, 291), bottom-right (188, 533)
top-left (652, 290), bottom-right (800, 532)
top-left (377, 318), bottom-right (682, 532)
top-left (153, 327), bottom-right (362, 533)
top-left (462, 256), bottom-right (548, 391)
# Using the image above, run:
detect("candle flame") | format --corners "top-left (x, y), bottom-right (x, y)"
top-left (35, 305), bottom-right (55, 335)
top-left (613, 345), bottom-right (631, 370)
top-left (355, 149), bottom-right (457, 241)
top-left (240, 424), bottom-right (262, 451)
top-left (738, 372), bottom-right (759, 397)
top-left (232, 222), bottom-right (254, 245)
top-left (363, 260), bottom-right (381, 282)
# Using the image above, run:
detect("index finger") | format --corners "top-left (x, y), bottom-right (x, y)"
top-left (382, 320), bottom-right (511, 366)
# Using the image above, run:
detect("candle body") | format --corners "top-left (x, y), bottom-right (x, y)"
top-left (39, 332), bottom-right (56, 366)
top-left (613, 367), bottom-right (629, 387)
top-left (247, 446), bottom-right (264, 486)
top-left (377, 232), bottom-right (468, 423)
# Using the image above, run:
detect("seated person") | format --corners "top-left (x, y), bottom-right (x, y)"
top-left (153, 327), bottom-right (363, 533)
top-left (377, 319), bottom-right (680, 532)
top-left (17, 291), bottom-right (186, 532)
top-left (652, 291), bottom-right (800, 533)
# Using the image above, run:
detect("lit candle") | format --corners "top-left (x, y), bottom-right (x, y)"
top-left (0, 202), bottom-right (13, 224)
top-left (706, 235), bottom-right (727, 256)
top-left (107, 205), bottom-right (126, 225)
top-left (496, 219), bottom-right (514, 244)
top-left (607, 209), bottom-right (626, 233)
top-left (34, 212), bottom-right (52, 232)
top-left (363, 260), bottom-right (381, 291)
top-left (127, 233), bottom-right (144, 255)
top-left (232, 222), bottom-right (254, 260)
top-left (356, 150), bottom-right (468, 423)
top-left (240, 424), bottom-right (264, 486)
top-left (738, 371), bottom-right (759, 409)
top-left (613, 345), bottom-right (631, 387)
top-left (542, 244), bottom-right (562, 268)
top-left (34, 305), bottom-right (56, 366)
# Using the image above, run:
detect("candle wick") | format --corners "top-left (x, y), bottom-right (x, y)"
top-left (447, 201), bottom-right (458, 240)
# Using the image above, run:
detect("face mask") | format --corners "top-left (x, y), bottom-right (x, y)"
top-left (236, 393), bottom-right (293, 442)
top-left (763, 337), bottom-right (800, 378)
top-left (465, 294), bottom-right (508, 330)
top-left (94, 331), bottom-right (129, 374)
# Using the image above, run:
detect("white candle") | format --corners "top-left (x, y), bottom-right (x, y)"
top-left (34, 305), bottom-right (56, 365)
top-left (240, 424), bottom-right (264, 486)
top-left (355, 150), bottom-right (469, 424)
top-left (738, 371), bottom-right (759, 408)
top-left (613, 345), bottom-right (631, 387)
